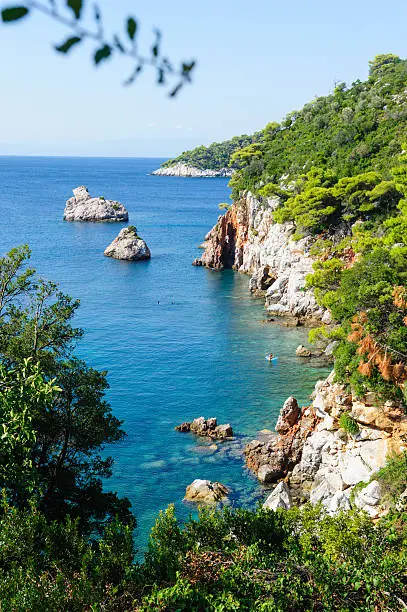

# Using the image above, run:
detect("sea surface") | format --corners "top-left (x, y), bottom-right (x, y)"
top-left (0, 156), bottom-right (329, 547)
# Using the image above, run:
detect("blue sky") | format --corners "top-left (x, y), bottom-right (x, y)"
top-left (1, 0), bottom-right (407, 157)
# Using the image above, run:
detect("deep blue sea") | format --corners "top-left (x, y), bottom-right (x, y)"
top-left (0, 156), bottom-right (329, 547)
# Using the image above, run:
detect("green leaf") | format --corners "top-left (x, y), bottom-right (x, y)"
top-left (1, 6), bottom-right (29, 22)
top-left (55, 36), bottom-right (82, 54)
top-left (127, 17), bottom-right (137, 41)
top-left (94, 44), bottom-right (112, 65)
top-left (67, 0), bottom-right (83, 20)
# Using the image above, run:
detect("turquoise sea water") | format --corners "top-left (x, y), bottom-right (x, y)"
top-left (0, 156), bottom-right (329, 547)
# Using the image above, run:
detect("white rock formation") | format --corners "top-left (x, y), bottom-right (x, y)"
top-left (354, 480), bottom-right (382, 518)
top-left (152, 162), bottom-right (232, 177)
top-left (104, 227), bottom-right (151, 261)
top-left (263, 482), bottom-right (292, 511)
top-left (64, 186), bottom-right (129, 222)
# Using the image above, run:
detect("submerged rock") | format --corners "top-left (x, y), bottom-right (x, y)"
top-left (64, 186), bottom-right (128, 222)
top-left (175, 417), bottom-right (233, 440)
top-left (184, 479), bottom-right (229, 503)
top-left (104, 226), bottom-right (151, 261)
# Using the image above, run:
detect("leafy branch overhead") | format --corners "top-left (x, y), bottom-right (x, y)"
top-left (1, 0), bottom-right (196, 96)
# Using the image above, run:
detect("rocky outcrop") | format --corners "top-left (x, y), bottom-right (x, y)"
top-left (296, 345), bottom-right (312, 358)
top-left (176, 417), bottom-right (233, 440)
top-left (184, 479), bottom-right (229, 504)
top-left (152, 163), bottom-right (232, 178)
top-left (193, 192), bottom-right (324, 324)
top-left (263, 481), bottom-right (292, 511)
top-left (245, 372), bottom-right (407, 515)
top-left (104, 227), bottom-right (151, 261)
top-left (244, 400), bottom-right (317, 484)
top-left (64, 186), bottom-right (128, 222)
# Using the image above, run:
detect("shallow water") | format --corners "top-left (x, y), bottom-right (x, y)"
top-left (0, 156), bottom-right (330, 546)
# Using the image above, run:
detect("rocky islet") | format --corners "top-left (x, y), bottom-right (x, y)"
top-left (104, 226), bottom-right (151, 261)
top-left (63, 186), bottom-right (129, 222)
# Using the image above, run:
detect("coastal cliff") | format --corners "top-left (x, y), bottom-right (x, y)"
top-left (194, 192), bottom-right (325, 324)
top-left (152, 163), bottom-right (232, 177)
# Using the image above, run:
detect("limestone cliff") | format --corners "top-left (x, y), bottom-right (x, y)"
top-left (194, 192), bottom-right (325, 324)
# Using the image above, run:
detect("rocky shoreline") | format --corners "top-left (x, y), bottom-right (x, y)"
top-left (244, 372), bottom-right (407, 516)
top-left (152, 162), bottom-right (233, 178)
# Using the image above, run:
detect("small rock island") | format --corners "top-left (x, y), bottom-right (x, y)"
top-left (104, 226), bottom-right (151, 261)
top-left (64, 186), bottom-right (129, 222)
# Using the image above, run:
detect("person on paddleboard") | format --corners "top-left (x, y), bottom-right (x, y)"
top-left (267, 353), bottom-right (274, 361)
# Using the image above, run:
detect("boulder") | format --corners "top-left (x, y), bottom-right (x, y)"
top-left (296, 345), bottom-right (312, 358)
top-left (354, 480), bottom-right (382, 517)
top-left (257, 459), bottom-right (286, 484)
top-left (328, 491), bottom-right (351, 514)
top-left (324, 341), bottom-right (339, 358)
top-left (263, 482), bottom-right (292, 511)
top-left (338, 452), bottom-right (372, 486)
top-left (396, 487), bottom-right (407, 511)
top-left (184, 479), bottom-right (229, 503)
top-left (104, 227), bottom-right (151, 261)
top-left (64, 186), bottom-right (128, 222)
top-left (275, 396), bottom-right (300, 434)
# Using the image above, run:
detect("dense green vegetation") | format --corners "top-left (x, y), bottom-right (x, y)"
top-left (161, 132), bottom-right (263, 170)
top-left (1, 500), bottom-right (407, 610)
top-left (230, 55), bottom-right (407, 197)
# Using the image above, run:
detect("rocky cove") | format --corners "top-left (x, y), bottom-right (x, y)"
top-left (190, 189), bottom-right (407, 515)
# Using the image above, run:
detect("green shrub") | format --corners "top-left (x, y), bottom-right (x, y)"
top-left (376, 452), bottom-right (407, 502)
top-left (339, 411), bottom-right (360, 435)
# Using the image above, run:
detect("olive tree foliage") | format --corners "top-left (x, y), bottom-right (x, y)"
top-left (1, 0), bottom-right (196, 96)
top-left (0, 245), bottom-right (133, 532)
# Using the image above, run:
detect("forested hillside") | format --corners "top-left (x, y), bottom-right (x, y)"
top-left (161, 132), bottom-right (263, 170)
top-left (230, 54), bottom-right (407, 195)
